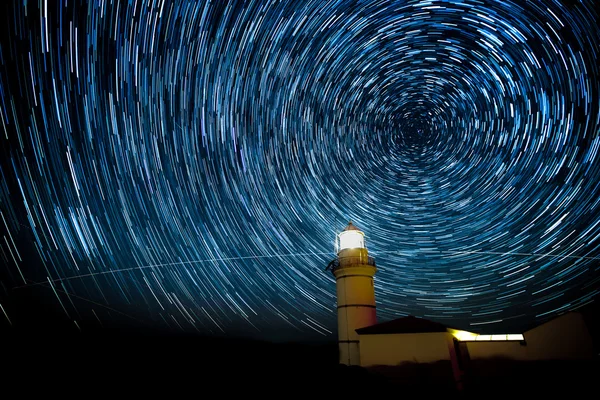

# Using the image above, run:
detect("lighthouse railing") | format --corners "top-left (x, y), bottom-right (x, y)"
top-left (325, 256), bottom-right (376, 274)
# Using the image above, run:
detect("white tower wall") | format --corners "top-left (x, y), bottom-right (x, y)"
top-left (333, 246), bottom-right (377, 365)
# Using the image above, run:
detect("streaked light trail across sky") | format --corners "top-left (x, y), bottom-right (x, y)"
top-left (0, 0), bottom-right (598, 340)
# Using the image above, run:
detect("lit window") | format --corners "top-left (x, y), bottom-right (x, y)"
top-left (450, 329), bottom-right (478, 341)
top-left (450, 329), bottom-right (525, 342)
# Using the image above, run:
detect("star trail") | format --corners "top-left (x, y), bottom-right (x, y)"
top-left (0, 0), bottom-right (599, 340)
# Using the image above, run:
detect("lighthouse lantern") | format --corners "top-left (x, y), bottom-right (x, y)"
top-left (337, 221), bottom-right (365, 252)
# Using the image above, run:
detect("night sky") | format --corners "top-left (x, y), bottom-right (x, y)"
top-left (0, 0), bottom-right (599, 342)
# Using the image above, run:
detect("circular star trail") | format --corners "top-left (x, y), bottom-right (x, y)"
top-left (0, 0), bottom-right (599, 340)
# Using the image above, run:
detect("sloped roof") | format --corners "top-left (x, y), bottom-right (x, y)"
top-left (355, 315), bottom-right (449, 335)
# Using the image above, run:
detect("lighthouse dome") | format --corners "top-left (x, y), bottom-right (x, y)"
top-left (343, 221), bottom-right (361, 231)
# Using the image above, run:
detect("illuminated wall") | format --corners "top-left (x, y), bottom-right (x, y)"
top-left (359, 332), bottom-right (455, 367)
top-left (357, 311), bottom-right (594, 370)
top-left (464, 341), bottom-right (528, 360)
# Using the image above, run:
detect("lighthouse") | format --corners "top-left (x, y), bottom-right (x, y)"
top-left (326, 221), bottom-right (377, 366)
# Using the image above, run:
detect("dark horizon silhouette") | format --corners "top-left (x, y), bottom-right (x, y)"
top-left (4, 286), bottom-right (599, 396)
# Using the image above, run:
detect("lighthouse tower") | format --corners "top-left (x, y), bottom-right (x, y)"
top-left (326, 221), bottom-right (377, 366)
